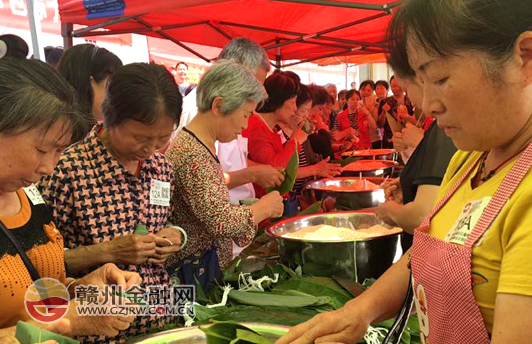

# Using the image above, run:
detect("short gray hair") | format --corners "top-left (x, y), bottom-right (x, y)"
top-left (218, 38), bottom-right (271, 75)
top-left (197, 59), bottom-right (267, 115)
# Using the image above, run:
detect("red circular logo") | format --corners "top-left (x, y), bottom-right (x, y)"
top-left (156, 306), bottom-right (165, 315)
top-left (24, 278), bottom-right (70, 324)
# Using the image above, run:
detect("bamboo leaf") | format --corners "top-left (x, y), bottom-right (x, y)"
top-left (134, 224), bottom-right (148, 235)
top-left (267, 148), bottom-right (299, 194)
top-left (200, 321), bottom-right (262, 344)
top-left (330, 156), bottom-right (363, 167)
top-left (272, 277), bottom-right (352, 309)
top-left (297, 201), bottom-right (323, 216)
top-left (192, 305), bottom-right (319, 326)
top-left (228, 290), bottom-right (331, 308)
top-left (235, 329), bottom-right (274, 344)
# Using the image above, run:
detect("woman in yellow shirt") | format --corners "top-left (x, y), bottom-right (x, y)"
top-left (0, 58), bottom-right (140, 342)
top-left (277, 0), bottom-right (532, 343)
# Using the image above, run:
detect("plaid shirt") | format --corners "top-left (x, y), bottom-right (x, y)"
top-left (38, 123), bottom-right (175, 343)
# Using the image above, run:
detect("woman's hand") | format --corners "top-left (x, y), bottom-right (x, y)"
top-left (66, 303), bottom-right (135, 337)
top-left (251, 191), bottom-right (284, 223)
top-left (104, 234), bottom-right (157, 265)
top-left (291, 127), bottom-right (308, 145)
top-left (401, 123), bottom-right (424, 148)
top-left (358, 105), bottom-right (371, 118)
top-left (66, 264), bottom-right (140, 337)
top-left (261, 191), bottom-right (285, 218)
top-left (375, 201), bottom-right (400, 226)
top-left (313, 157), bottom-right (343, 178)
top-left (392, 131), bottom-right (408, 152)
top-left (382, 178), bottom-right (403, 203)
top-left (249, 165), bottom-right (285, 188)
top-left (276, 305), bottom-right (370, 344)
top-left (147, 228), bottom-right (182, 264)
top-left (75, 263), bottom-right (142, 290)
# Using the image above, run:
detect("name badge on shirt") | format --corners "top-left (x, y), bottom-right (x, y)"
top-left (149, 179), bottom-right (170, 207)
top-left (23, 184), bottom-right (46, 205)
top-left (445, 197), bottom-right (492, 246)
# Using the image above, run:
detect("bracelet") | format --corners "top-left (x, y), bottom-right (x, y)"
top-left (167, 225), bottom-right (187, 250)
top-left (65, 278), bottom-right (77, 291)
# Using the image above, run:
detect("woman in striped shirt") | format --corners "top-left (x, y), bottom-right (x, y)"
top-left (275, 85), bottom-right (343, 194)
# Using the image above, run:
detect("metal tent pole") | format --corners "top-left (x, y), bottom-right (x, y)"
top-left (62, 22), bottom-right (73, 49)
top-left (345, 55), bottom-right (348, 90)
top-left (275, 38), bottom-right (282, 70)
top-left (269, 0), bottom-right (399, 11)
top-left (26, 0), bottom-right (44, 60)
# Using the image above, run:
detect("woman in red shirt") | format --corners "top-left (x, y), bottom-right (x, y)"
top-left (334, 89), bottom-right (377, 150)
top-left (243, 72), bottom-right (307, 195)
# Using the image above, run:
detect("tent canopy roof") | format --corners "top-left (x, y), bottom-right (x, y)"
top-left (59, 0), bottom-right (400, 65)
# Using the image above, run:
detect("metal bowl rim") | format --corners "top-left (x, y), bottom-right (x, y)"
top-left (341, 149), bottom-right (397, 157)
top-left (342, 159), bottom-right (398, 172)
top-left (266, 210), bottom-right (402, 243)
top-left (302, 177), bottom-right (386, 193)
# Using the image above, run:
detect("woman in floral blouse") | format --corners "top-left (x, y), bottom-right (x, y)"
top-left (165, 60), bottom-right (284, 291)
top-left (38, 63), bottom-right (183, 344)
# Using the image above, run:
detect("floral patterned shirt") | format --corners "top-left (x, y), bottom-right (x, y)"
top-left (165, 129), bottom-right (256, 270)
top-left (38, 124), bottom-right (175, 344)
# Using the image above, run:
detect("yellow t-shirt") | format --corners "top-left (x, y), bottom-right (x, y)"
top-left (429, 150), bottom-right (532, 333)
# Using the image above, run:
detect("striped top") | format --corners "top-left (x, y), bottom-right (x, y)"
top-left (334, 112), bottom-right (359, 132)
top-left (276, 125), bottom-right (311, 194)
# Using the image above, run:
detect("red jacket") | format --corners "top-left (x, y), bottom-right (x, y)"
top-left (242, 115), bottom-right (296, 197)
top-left (336, 109), bottom-right (372, 149)
top-left (242, 114), bottom-right (296, 168)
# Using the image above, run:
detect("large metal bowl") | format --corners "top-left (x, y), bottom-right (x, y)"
top-left (341, 160), bottom-right (398, 178)
top-left (302, 177), bottom-right (386, 211)
top-left (342, 148), bottom-right (398, 161)
top-left (127, 323), bottom-right (290, 344)
top-left (266, 211), bottom-right (402, 283)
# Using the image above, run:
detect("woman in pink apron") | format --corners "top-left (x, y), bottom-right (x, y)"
top-left (276, 0), bottom-right (532, 343)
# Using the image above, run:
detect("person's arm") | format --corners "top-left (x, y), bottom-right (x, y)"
top-left (375, 184), bottom-right (439, 233)
top-left (331, 128), bottom-right (354, 142)
top-left (489, 196), bottom-right (532, 343)
top-left (38, 167), bottom-right (157, 274)
top-left (358, 106), bottom-right (377, 131)
top-left (173, 153), bottom-right (258, 248)
top-left (491, 294), bottom-right (532, 343)
top-left (276, 251), bottom-right (412, 344)
top-left (38, 170), bottom-right (110, 272)
top-left (0, 327), bottom-right (16, 340)
top-left (296, 158), bottom-right (343, 179)
top-left (378, 101), bottom-right (390, 127)
top-left (224, 165), bottom-right (284, 190)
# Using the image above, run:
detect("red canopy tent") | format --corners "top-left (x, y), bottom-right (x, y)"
top-left (314, 52), bottom-right (386, 66)
top-left (58, 0), bottom-right (400, 68)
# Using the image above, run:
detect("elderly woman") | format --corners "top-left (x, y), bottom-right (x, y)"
top-left (244, 71), bottom-right (307, 167)
top-left (165, 60), bottom-right (284, 290)
top-left (38, 63), bottom-right (182, 344)
top-left (278, 0), bottom-right (532, 343)
top-left (275, 84), bottom-right (343, 194)
top-left (0, 58), bottom-right (140, 342)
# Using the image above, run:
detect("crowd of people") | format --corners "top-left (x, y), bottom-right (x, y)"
top-left (1, 0), bottom-right (532, 342)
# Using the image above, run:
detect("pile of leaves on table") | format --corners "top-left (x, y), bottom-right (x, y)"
top-left (182, 256), bottom-right (420, 344)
